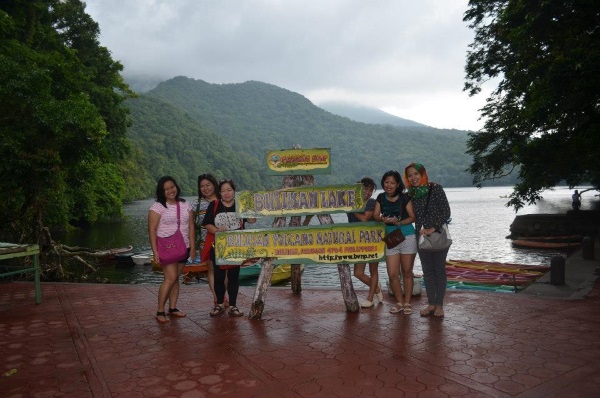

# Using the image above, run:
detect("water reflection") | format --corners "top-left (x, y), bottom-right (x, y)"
top-left (58, 187), bottom-right (596, 287)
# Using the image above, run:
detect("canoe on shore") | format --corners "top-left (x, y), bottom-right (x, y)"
top-left (445, 259), bottom-right (549, 287)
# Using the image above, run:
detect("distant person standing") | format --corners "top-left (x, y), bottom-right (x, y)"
top-left (203, 179), bottom-right (256, 317)
top-left (572, 190), bottom-right (581, 210)
top-left (348, 177), bottom-right (384, 308)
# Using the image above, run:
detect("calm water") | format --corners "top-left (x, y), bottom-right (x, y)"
top-left (60, 186), bottom-right (596, 288)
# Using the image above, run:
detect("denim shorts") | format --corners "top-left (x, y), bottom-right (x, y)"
top-left (386, 234), bottom-right (417, 256)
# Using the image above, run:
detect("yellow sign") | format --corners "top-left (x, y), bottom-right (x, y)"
top-left (237, 184), bottom-right (364, 217)
top-left (266, 148), bottom-right (331, 175)
top-left (214, 222), bottom-right (385, 266)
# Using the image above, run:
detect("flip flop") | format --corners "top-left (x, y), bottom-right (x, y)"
top-left (434, 308), bottom-right (445, 318)
top-left (155, 311), bottom-right (170, 323)
top-left (168, 308), bottom-right (186, 317)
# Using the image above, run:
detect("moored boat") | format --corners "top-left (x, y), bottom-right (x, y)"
top-left (270, 264), bottom-right (304, 285)
top-left (445, 259), bottom-right (549, 289)
top-left (131, 251), bottom-right (152, 265)
top-left (511, 239), bottom-right (581, 250)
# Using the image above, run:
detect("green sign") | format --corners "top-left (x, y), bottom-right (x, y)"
top-left (237, 184), bottom-right (365, 217)
top-left (266, 148), bottom-right (331, 175)
top-left (214, 222), bottom-right (385, 266)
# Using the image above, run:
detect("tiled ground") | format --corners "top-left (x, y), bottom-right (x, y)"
top-left (1, 276), bottom-right (600, 398)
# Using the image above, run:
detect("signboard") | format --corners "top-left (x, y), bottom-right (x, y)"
top-left (214, 222), bottom-right (385, 266)
top-left (237, 184), bottom-right (365, 217)
top-left (266, 148), bottom-right (331, 175)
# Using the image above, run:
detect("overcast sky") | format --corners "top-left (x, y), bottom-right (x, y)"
top-left (85, 0), bottom-right (489, 131)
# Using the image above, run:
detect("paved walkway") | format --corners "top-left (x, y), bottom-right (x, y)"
top-left (1, 247), bottom-right (600, 397)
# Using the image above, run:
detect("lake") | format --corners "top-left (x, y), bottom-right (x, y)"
top-left (59, 186), bottom-right (597, 288)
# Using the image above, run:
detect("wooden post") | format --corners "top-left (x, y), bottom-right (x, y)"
top-left (317, 214), bottom-right (360, 313)
top-left (249, 257), bottom-right (275, 319)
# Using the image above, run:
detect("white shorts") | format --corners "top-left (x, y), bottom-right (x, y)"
top-left (386, 234), bottom-right (417, 256)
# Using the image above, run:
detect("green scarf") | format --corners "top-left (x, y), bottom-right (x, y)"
top-left (408, 184), bottom-right (429, 199)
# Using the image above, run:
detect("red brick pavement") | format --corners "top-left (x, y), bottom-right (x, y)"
top-left (1, 279), bottom-right (600, 397)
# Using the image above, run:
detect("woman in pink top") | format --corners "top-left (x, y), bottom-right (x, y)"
top-left (148, 176), bottom-right (196, 324)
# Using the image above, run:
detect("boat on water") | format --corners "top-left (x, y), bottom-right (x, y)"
top-left (515, 235), bottom-right (583, 243)
top-left (159, 261), bottom-right (302, 285)
top-left (271, 264), bottom-right (304, 285)
top-left (511, 239), bottom-right (581, 250)
top-left (97, 245), bottom-right (134, 265)
top-left (239, 263), bottom-right (304, 284)
top-left (131, 251), bottom-right (152, 265)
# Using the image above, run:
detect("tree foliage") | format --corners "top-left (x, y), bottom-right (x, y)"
top-left (464, 0), bottom-right (600, 210)
top-left (0, 0), bottom-right (133, 242)
top-left (129, 76), bottom-right (492, 197)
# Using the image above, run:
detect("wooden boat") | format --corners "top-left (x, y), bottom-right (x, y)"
top-left (511, 239), bottom-right (581, 250)
top-left (239, 264), bottom-right (262, 280)
top-left (97, 245), bottom-right (134, 265)
top-left (131, 251), bottom-right (152, 265)
top-left (271, 264), bottom-right (304, 285)
top-left (445, 259), bottom-right (549, 288)
top-left (515, 235), bottom-right (583, 243)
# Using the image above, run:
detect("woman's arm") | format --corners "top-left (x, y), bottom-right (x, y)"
top-left (401, 200), bottom-right (416, 225)
top-left (352, 208), bottom-right (374, 222)
top-left (373, 201), bottom-right (383, 222)
top-left (424, 185), bottom-right (451, 230)
top-left (188, 208), bottom-right (196, 258)
top-left (148, 210), bottom-right (161, 263)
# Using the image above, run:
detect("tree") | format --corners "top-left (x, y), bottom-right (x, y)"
top-left (0, 0), bottom-right (133, 245)
top-left (463, 0), bottom-right (600, 210)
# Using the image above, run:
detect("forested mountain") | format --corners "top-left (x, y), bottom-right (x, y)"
top-left (317, 102), bottom-right (428, 127)
top-left (124, 76), bottom-right (509, 198)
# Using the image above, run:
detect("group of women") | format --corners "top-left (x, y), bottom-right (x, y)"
top-left (148, 162), bottom-right (451, 323)
top-left (149, 174), bottom-right (253, 323)
top-left (348, 164), bottom-right (451, 318)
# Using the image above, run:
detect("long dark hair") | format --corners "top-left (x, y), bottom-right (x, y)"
top-left (380, 170), bottom-right (404, 197)
top-left (197, 173), bottom-right (218, 199)
top-left (155, 176), bottom-right (183, 207)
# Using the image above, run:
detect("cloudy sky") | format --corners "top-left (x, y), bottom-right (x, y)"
top-left (85, 0), bottom-right (489, 131)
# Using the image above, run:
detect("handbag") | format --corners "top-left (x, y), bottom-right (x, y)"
top-left (418, 184), bottom-right (452, 252)
top-left (383, 228), bottom-right (405, 249)
top-left (419, 224), bottom-right (451, 251)
top-left (200, 199), bottom-right (219, 263)
top-left (157, 202), bottom-right (188, 264)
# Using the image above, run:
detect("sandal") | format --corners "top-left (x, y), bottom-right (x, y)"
top-left (403, 303), bottom-right (413, 315)
top-left (433, 308), bottom-right (445, 318)
top-left (360, 299), bottom-right (374, 308)
top-left (420, 306), bottom-right (435, 317)
top-left (229, 306), bottom-right (244, 317)
top-left (168, 308), bottom-right (186, 317)
top-left (389, 303), bottom-right (404, 313)
top-left (376, 283), bottom-right (384, 303)
top-left (155, 311), bottom-right (169, 323)
top-left (210, 304), bottom-right (225, 317)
